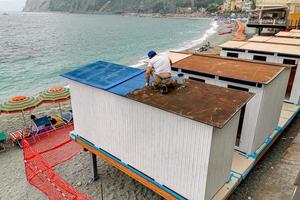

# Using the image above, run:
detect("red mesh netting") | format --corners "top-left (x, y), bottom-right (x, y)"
top-left (22, 125), bottom-right (91, 200)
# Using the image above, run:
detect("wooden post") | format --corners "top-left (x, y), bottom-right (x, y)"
top-left (91, 152), bottom-right (99, 181)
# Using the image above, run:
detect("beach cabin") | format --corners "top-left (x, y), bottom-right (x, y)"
top-left (219, 40), bottom-right (300, 104)
top-left (172, 54), bottom-right (290, 155)
top-left (248, 35), bottom-right (300, 46)
top-left (62, 61), bottom-right (253, 200)
top-left (275, 31), bottom-right (300, 38)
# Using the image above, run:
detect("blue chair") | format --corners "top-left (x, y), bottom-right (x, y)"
top-left (58, 112), bottom-right (73, 124)
top-left (31, 116), bottom-right (54, 135)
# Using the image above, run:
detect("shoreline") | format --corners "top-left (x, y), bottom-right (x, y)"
top-left (131, 19), bottom-right (235, 68)
top-left (20, 11), bottom-right (210, 18)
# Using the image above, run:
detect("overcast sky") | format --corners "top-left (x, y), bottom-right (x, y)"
top-left (0, 0), bottom-right (26, 11)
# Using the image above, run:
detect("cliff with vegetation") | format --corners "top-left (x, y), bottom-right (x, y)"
top-left (23, 0), bottom-right (223, 13)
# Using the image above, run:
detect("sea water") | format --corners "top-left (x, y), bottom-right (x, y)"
top-left (0, 12), bottom-right (218, 99)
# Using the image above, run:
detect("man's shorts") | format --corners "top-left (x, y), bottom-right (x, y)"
top-left (152, 73), bottom-right (175, 88)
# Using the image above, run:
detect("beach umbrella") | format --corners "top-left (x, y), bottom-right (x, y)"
top-left (0, 96), bottom-right (42, 127)
top-left (39, 87), bottom-right (70, 115)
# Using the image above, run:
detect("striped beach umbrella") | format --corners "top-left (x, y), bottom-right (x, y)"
top-left (39, 87), bottom-right (70, 103)
top-left (0, 96), bottom-right (42, 126)
top-left (39, 87), bottom-right (70, 115)
top-left (0, 96), bottom-right (41, 113)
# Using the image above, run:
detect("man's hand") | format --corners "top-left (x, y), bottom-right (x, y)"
top-left (145, 82), bottom-right (149, 87)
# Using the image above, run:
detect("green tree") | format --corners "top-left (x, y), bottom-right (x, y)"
top-left (152, 1), bottom-right (165, 13)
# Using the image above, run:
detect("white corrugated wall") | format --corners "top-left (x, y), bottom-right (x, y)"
top-left (69, 80), bottom-right (238, 200)
top-left (171, 70), bottom-right (266, 155)
top-left (216, 80), bottom-right (263, 155)
top-left (289, 63), bottom-right (300, 104)
top-left (205, 112), bottom-right (240, 200)
top-left (252, 68), bottom-right (290, 153)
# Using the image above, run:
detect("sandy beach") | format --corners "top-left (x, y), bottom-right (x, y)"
top-left (0, 20), bottom-right (256, 200)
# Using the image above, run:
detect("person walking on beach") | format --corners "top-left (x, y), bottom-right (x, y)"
top-left (145, 50), bottom-right (174, 90)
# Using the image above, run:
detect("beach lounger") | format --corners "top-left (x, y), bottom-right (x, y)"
top-left (8, 129), bottom-right (30, 146)
top-left (51, 116), bottom-right (65, 128)
top-left (57, 112), bottom-right (73, 124)
top-left (31, 116), bottom-right (54, 135)
top-left (0, 132), bottom-right (8, 152)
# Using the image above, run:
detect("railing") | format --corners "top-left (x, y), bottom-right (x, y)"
top-left (248, 18), bottom-right (287, 26)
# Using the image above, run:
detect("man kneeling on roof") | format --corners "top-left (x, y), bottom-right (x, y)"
top-left (145, 50), bottom-right (175, 92)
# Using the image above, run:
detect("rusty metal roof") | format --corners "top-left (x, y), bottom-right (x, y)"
top-left (173, 54), bottom-right (285, 85)
top-left (127, 80), bottom-right (254, 128)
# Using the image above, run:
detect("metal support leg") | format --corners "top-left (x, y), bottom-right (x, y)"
top-left (91, 152), bottom-right (99, 181)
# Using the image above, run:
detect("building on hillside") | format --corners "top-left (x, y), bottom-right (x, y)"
top-left (223, 0), bottom-right (254, 12)
top-left (223, 0), bottom-right (232, 11)
top-left (172, 54), bottom-right (290, 155)
top-left (243, 0), bottom-right (254, 11)
top-left (219, 40), bottom-right (300, 104)
top-left (235, 0), bottom-right (244, 11)
top-left (178, 7), bottom-right (193, 13)
top-left (62, 60), bottom-right (253, 200)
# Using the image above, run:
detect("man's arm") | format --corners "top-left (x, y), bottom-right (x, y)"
top-left (145, 67), bottom-right (152, 86)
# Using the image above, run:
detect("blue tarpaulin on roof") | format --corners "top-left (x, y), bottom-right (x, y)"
top-left (62, 60), bottom-right (148, 96)
top-left (108, 72), bottom-right (149, 96)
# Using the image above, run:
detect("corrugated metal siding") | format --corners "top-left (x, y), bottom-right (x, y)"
top-left (216, 80), bottom-right (263, 155)
top-left (290, 63), bottom-right (300, 104)
top-left (252, 68), bottom-right (290, 153)
top-left (70, 80), bottom-right (239, 200)
top-left (205, 112), bottom-right (240, 200)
